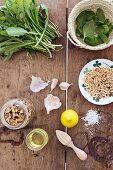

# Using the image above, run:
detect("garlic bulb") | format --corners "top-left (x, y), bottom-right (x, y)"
top-left (50, 78), bottom-right (58, 93)
top-left (44, 94), bottom-right (62, 114)
top-left (30, 76), bottom-right (48, 92)
top-left (59, 82), bottom-right (72, 91)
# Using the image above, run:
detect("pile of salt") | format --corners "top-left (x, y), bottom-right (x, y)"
top-left (82, 109), bottom-right (101, 127)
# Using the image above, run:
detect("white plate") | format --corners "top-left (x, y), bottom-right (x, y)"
top-left (78, 59), bottom-right (113, 105)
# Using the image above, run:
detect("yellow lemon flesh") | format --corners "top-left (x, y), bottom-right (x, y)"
top-left (61, 109), bottom-right (79, 128)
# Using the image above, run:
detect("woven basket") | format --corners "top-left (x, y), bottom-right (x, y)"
top-left (68, 0), bottom-right (113, 50)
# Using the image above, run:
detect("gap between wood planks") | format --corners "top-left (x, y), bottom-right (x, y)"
top-left (65, 0), bottom-right (68, 170)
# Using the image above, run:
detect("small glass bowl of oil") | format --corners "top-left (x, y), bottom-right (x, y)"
top-left (25, 128), bottom-right (48, 151)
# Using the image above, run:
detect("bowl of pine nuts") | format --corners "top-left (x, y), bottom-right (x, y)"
top-left (0, 98), bottom-right (34, 130)
top-left (79, 59), bottom-right (113, 105)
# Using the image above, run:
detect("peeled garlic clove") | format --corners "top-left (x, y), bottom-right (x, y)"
top-left (44, 94), bottom-right (62, 114)
top-left (30, 76), bottom-right (48, 92)
top-left (50, 78), bottom-right (58, 93)
top-left (59, 82), bottom-right (72, 91)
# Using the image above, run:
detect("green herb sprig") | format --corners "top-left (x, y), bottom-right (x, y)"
top-left (0, 0), bottom-right (62, 59)
top-left (76, 8), bottom-right (113, 46)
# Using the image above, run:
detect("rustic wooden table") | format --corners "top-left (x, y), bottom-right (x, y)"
top-left (0, 0), bottom-right (66, 170)
top-left (0, 0), bottom-right (113, 170)
top-left (67, 1), bottom-right (113, 170)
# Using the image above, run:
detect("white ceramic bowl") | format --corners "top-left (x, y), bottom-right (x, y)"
top-left (79, 59), bottom-right (113, 105)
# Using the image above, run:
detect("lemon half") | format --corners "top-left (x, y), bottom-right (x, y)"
top-left (61, 109), bottom-right (79, 128)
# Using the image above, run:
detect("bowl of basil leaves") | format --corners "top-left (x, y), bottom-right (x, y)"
top-left (68, 0), bottom-right (113, 50)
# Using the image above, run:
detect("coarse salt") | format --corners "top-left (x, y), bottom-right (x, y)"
top-left (82, 109), bottom-right (101, 127)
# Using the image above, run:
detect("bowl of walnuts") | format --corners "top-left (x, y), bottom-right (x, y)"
top-left (0, 98), bottom-right (34, 130)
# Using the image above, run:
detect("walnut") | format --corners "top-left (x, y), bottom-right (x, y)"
top-left (4, 104), bottom-right (25, 126)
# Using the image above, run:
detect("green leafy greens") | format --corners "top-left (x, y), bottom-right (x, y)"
top-left (0, 0), bottom-right (62, 59)
top-left (76, 8), bottom-right (113, 46)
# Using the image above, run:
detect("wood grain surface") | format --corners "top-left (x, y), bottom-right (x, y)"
top-left (67, 0), bottom-right (113, 170)
top-left (0, 0), bottom-right (66, 170)
top-left (0, 0), bottom-right (113, 170)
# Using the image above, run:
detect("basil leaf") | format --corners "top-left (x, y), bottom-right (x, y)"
top-left (76, 11), bottom-right (87, 28)
top-left (100, 33), bottom-right (109, 43)
top-left (105, 21), bottom-right (113, 35)
top-left (103, 25), bottom-right (110, 34)
top-left (85, 10), bottom-right (95, 21)
top-left (76, 10), bottom-right (95, 29)
top-left (107, 23), bottom-right (113, 36)
top-left (83, 20), bottom-right (96, 38)
top-left (84, 36), bottom-right (99, 46)
top-left (97, 36), bottom-right (104, 44)
top-left (96, 8), bottom-right (105, 23)
top-left (6, 27), bottom-right (28, 36)
top-left (94, 17), bottom-right (103, 26)
top-left (96, 25), bottom-right (109, 35)
top-left (96, 26), bottom-right (104, 34)
top-left (76, 8), bottom-right (112, 47)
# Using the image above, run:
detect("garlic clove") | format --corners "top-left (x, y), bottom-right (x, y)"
top-left (50, 78), bottom-right (58, 93)
top-left (59, 82), bottom-right (72, 91)
top-left (30, 76), bottom-right (48, 92)
top-left (44, 94), bottom-right (62, 114)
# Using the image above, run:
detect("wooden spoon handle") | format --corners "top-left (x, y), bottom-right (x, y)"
top-left (70, 143), bottom-right (87, 160)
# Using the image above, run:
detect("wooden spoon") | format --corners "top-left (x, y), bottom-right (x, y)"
top-left (56, 130), bottom-right (87, 161)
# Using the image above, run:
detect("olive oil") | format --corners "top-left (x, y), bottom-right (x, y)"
top-left (26, 128), bottom-right (48, 151)
top-left (31, 133), bottom-right (44, 146)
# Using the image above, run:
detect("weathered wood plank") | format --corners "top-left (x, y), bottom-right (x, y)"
top-left (67, 1), bottom-right (113, 170)
top-left (0, 0), bottom-right (66, 170)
